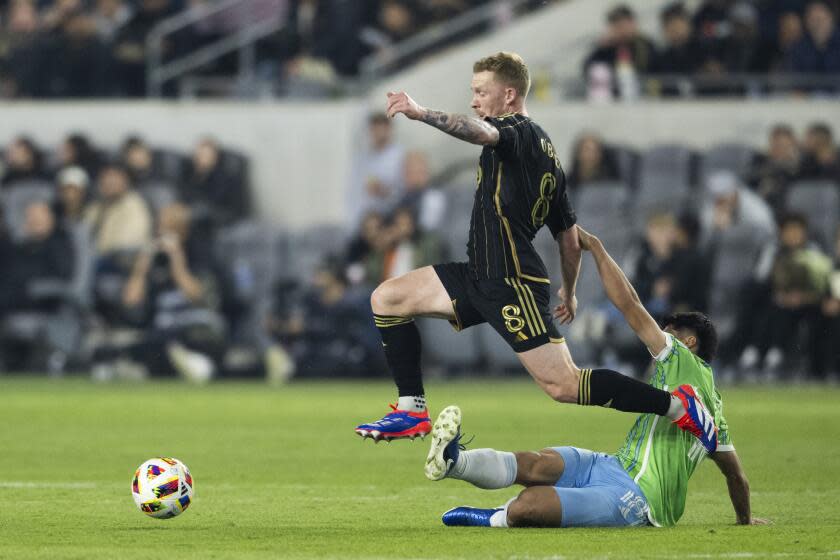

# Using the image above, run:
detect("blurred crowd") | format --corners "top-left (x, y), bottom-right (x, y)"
top-left (567, 122), bottom-right (840, 381)
top-left (0, 0), bottom-right (541, 98)
top-left (584, 0), bottom-right (840, 99)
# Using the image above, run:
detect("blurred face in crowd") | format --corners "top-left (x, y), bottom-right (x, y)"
top-left (368, 119), bottom-right (393, 151)
top-left (663, 14), bottom-right (692, 47)
top-left (780, 220), bottom-right (808, 250)
top-left (403, 151), bottom-right (430, 191)
top-left (805, 2), bottom-right (836, 46)
top-left (9, 0), bottom-right (39, 33)
top-left (313, 269), bottom-right (345, 305)
top-left (193, 139), bottom-right (220, 174)
top-left (158, 203), bottom-right (191, 240)
top-left (98, 167), bottom-right (130, 200)
top-left (778, 12), bottom-right (803, 49)
top-left (5, 138), bottom-right (36, 171)
top-left (97, 0), bottom-right (123, 18)
top-left (391, 208), bottom-right (416, 242)
top-left (380, 0), bottom-right (413, 38)
top-left (24, 202), bottom-right (56, 241)
top-left (575, 135), bottom-right (604, 175)
top-left (645, 214), bottom-right (676, 259)
top-left (125, 142), bottom-right (153, 173)
top-left (59, 182), bottom-right (86, 215)
top-left (769, 129), bottom-right (799, 164)
top-left (611, 14), bottom-right (638, 43)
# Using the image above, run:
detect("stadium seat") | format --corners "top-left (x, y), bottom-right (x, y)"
top-left (785, 181), bottom-right (840, 250)
top-left (215, 221), bottom-right (279, 343)
top-left (610, 145), bottom-right (639, 189)
top-left (639, 144), bottom-right (696, 187)
top-left (288, 224), bottom-right (350, 280)
top-left (699, 142), bottom-right (756, 184)
top-left (0, 180), bottom-right (55, 241)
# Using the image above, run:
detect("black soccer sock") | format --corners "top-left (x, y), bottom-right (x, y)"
top-left (578, 368), bottom-right (671, 416)
top-left (374, 314), bottom-right (424, 397)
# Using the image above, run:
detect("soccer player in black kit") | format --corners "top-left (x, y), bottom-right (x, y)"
top-left (355, 52), bottom-right (718, 456)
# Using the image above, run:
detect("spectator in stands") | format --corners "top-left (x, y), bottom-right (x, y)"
top-left (1, 136), bottom-right (47, 187)
top-left (396, 151), bottom-right (446, 232)
top-left (84, 163), bottom-right (152, 255)
top-left (120, 135), bottom-right (167, 186)
top-left (739, 213), bottom-right (831, 377)
top-left (769, 11), bottom-right (804, 71)
top-left (266, 260), bottom-right (384, 378)
top-left (348, 112), bottom-right (405, 227)
top-left (746, 124), bottom-right (802, 214)
top-left (180, 137), bottom-right (249, 231)
top-left (1, 0), bottom-right (43, 97)
top-left (567, 133), bottom-right (620, 190)
top-left (667, 212), bottom-right (712, 313)
top-left (0, 201), bottom-right (75, 369)
top-left (626, 212), bottom-right (677, 320)
top-left (93, 0), bottom-right (132, 44)
top-left (111, 0), bottom-right (175, 96)
top-left (54, 166), bottom-right (90, 226)
top-left (786, 0), bottom-right (840, 76)
top-left (362, 207), bottom-right (444, 284)
top-left (701, 170), bottom-right (776, 250)
top-left (344, 210), bottom-right (386, 285)
top-left (56, 133), bottom-right (102, 179)
top-left (817, 227), bottom-right (840, 376)
top-left (49, 8), bottom-right (109, 97)
top-left (721, 2), bottom-right (773, 73)
top-left (0, 201), bottom-right (74, 313)
top-left (800, 122), bottom-right (840, 181)
top-left (584, 4), bottom-right (656, 80)
top-left (93, 202), bottom-right (225, 381)
top-left (652, 2), bottom-right (702, 77)
top-left (693, 0), bottom-right (734, 41)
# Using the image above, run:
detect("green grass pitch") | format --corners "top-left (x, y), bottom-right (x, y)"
top-left (2, 378), bottom-right (840, 559)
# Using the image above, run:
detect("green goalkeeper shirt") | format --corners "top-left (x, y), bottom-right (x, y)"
top-left (616, 334), bottom-right (734, 527)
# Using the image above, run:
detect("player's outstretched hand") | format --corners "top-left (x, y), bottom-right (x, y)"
top-left (553, 286), bottom-right (578, 325)
top-left (386, 91), bottom-right (425, 120)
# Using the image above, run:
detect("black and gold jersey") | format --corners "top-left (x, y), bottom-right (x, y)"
top-left (465, 113), bottom-right (577, 284)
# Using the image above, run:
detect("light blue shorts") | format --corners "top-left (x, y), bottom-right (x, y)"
top-left (550, 446), bottom-right (650, 528)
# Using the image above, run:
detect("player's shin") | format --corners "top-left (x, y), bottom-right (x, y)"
top-left (448, 448), bottom-right (518, 490)
top-left (373, 314), bottom-right (426, 412)
top-left (578, 368), bottom-right (675, 416)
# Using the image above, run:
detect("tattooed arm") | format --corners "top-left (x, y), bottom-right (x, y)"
top-left (385, 91), bottom-right (499, 146)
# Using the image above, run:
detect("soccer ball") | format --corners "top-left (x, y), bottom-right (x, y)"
top-left (131, 457), bottom-right (194, 519)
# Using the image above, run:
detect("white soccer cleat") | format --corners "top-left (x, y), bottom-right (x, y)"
top-left (424, 405), bottom-right (462, 481)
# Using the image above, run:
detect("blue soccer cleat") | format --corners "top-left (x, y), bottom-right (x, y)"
top-left (424, 405), bottom-right (464, 480)
top-left (442, 506), bottom-right (502, 527)
top-left (355, 404), bottom-right (431, 442)
top-left (672, 384), bottom-right (718, 453)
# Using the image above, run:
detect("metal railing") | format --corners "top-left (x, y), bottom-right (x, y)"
top-left (562, 72), bottom-right (840, 100)
top-left (145, 0), bottom-right (287, 97)
top-left (358, 0), bottom-right (539, 83)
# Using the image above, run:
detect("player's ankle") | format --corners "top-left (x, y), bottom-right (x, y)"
top-left (397, 395), bottom-right (427, 413)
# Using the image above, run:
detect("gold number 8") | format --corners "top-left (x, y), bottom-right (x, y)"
top-left (502, 305), bottom-right (525, 333)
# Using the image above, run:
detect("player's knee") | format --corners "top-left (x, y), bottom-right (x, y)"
top-left (507, 488), bottom-right (542, 528)
top-left (370, 280), bottom-right (405, 315)
top-left (544, 380), bottom-right (577, 404)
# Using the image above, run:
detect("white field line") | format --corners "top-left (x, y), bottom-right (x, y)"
top-left (0, 481), bottom-right (96, 489)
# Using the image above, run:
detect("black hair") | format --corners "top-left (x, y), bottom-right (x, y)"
top-left (778, 211), bottom-right (809, 231)
top-left (807, 121), bottom-right (833, 141)
top-left (607, 4), bottom-right (635, 23)
top-left (660, 2), bottom-right (688, 23)
top-left (677, 211), bottom-right (701, 246)
top-left (662, 311), bottom-right (718, 363)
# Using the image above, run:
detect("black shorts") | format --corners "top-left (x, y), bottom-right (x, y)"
top-left (433, 262), bottom-right (564, 353)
